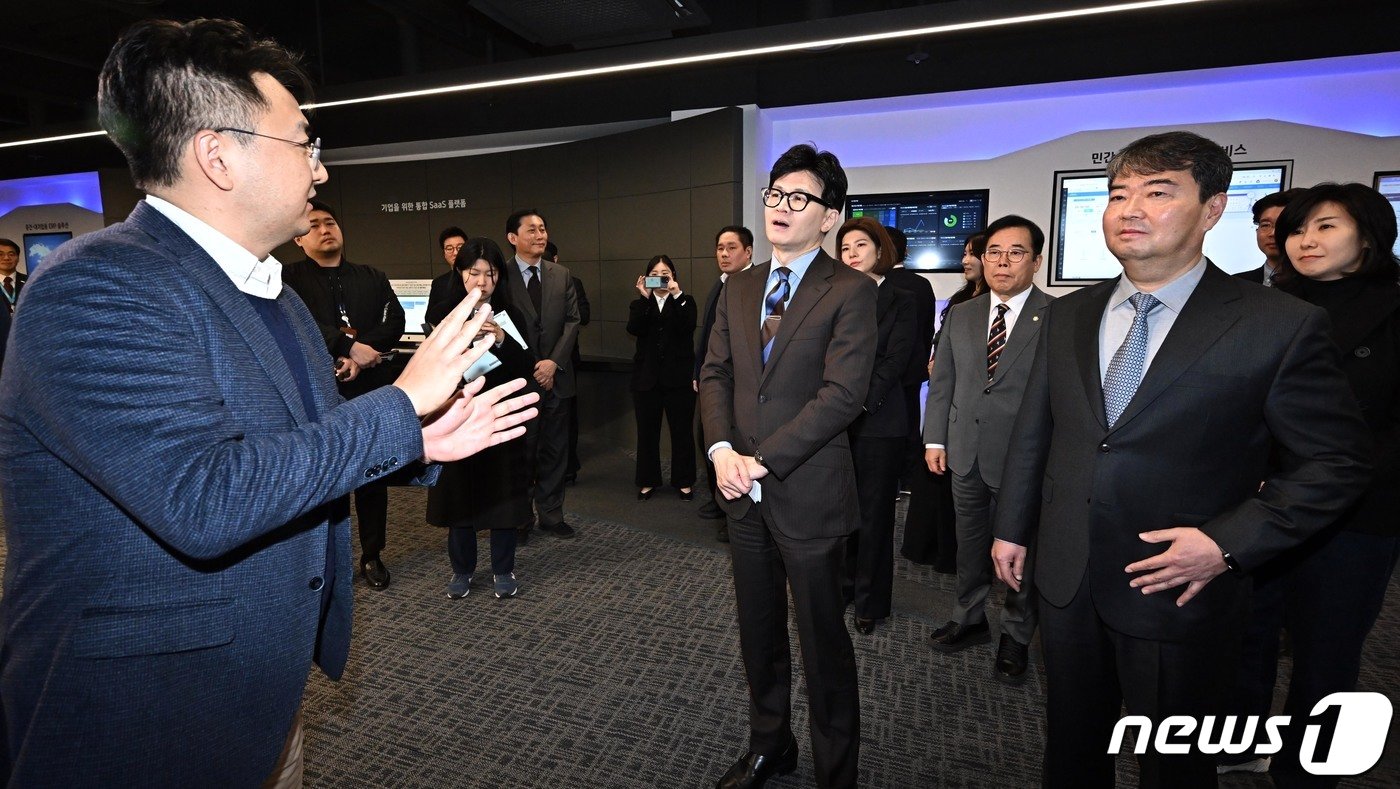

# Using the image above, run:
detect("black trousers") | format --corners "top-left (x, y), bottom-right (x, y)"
top-left (846, 434), bottom-right (903, 620)
top-left (633, 384), bottom-right (696, 488)
top-left (523, 391), bottom-right (571, 528)
top-left (448, 526), bottom-right (518, 578)
top-left (355, 482), bottom-right (387, 560)
top-left (1039, 576), bottom-right (1236, 789)
top-left (728, 505), bottom-right (859, 789)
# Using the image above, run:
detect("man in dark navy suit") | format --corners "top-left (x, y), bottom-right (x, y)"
top-left (695, 224), bottom-right (752, 537)
top-left (0, 19), bottom-right (537, 786)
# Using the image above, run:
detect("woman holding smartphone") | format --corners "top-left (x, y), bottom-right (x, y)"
top-left (627, 254), bottom-right (697, 500)
top-left (426, 238), bottom-right (539, 600)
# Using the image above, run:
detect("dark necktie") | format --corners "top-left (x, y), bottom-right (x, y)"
top-left (527, 265), bottom-right (542, 313)
top-left (3, 276), bottom-right (13, 315)
top-left (761, 267), bottom-right (791, 365)
top-left (987, 303), bottom-right (1009, 380)
top-left (1103, 292), bottom-right (1161, 427)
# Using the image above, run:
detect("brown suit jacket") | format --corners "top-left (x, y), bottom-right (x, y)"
top-left (699, 249), bottom-right (877, 538)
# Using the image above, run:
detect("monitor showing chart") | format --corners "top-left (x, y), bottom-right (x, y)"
top-left (1050, 161), bottom-right (1292, 285)
top-left (846, 189), bottom-right (989, 271)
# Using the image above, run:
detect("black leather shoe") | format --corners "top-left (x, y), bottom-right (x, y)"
top-left (994, 634), bottom-right (1030, 685)
top-left (679, 489), bottom-right (695, 502)
top-left (716, 524), bottom-right (730, 543)
top-left (638, 488), bottom-right (654, 501)
top-left (539, 520), bottom-right (577, 538)
top-left (716, 738), bottom-right (798, 789)
top-left (928, 620), bottom-right (990, 653)
top-left (698, 500), bottom-right (726, 520)
top-left (360, 557), bottom-right (390, 589)
top-left (854, 616), bottom-right (878, 634)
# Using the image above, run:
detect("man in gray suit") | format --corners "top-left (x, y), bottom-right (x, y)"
top-left (923, 214), bottom-right (1052, 684)
top-left (503, 209), bottom-right (581, 539)
top-left (992, 131), bottom-right (1370, 786)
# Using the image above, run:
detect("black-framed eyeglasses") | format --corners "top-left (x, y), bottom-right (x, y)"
top-left (761, 187), bottom-right (830, 212)
top-left (443, 243), bottom-right (466, 253)
top-left (215, 127), bottom-right (322, 168)
top-left (983, 248), bottom-right (1032, 264)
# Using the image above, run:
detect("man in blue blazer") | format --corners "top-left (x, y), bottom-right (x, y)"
top-left (0, 19), bottom-right (537, 787)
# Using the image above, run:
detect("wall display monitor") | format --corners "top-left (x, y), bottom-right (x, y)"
top-left (23, 231), bottom-right (73, 277)
top-left (389, 278), bottom-right (433, 345)
top-left (1374, 171), bottom-right (1400, 258)
top-left (846, 189), bottom-right (989, 272)
top-left (1049, 161), bottom-right (1292, 286)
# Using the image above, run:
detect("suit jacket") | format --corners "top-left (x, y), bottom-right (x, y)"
top-left (993, 263), bottom-right (1371, 642)
top-left (503, 257), bottom-right (580, 398)
top-left (0, 202), bottom-right (432, 786)
top-left (851, 281), bottom-right (916, 439)
top-left (924, 287), bottom-right (1053, 486)
top-left (886, 266), bottom-right (937, 385)
top-left (628, 293), bottom-right (697, 391)
top-left (699, 250), bottom-right (876, 537)
top-left (1233, 266), bottom-right (1266, 285)
top-left (695, 276), bottom-right (724, 382)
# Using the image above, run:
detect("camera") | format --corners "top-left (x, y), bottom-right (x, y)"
top-left (644, 275), bottom-right (670, 289)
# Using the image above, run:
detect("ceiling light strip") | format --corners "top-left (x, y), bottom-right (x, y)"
top-left (0, 129), bottom-right (108, 150)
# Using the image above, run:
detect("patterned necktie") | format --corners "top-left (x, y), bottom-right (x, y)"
top-left (986, 303), bottom-right (1009, 380)
top-left (1103, 292), bottom-right (1161, 427)
top-left (526, 265), bottom-right (542, 313)
top-left (760, 267), bottom-right (791, 365)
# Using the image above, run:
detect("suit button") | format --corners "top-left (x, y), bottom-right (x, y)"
top-left (389, 456), bottom-right (399, 466)
top-left (1099, 443), bottom-right (1110, 453)
top-left (309, 577), bottom-right (324, 591)
top-left (983, 388), bottom-right (991, 395)
top-left (364, 469), bottom-right (375, 478)
top-left (759, 395), bottom-right (768, 403)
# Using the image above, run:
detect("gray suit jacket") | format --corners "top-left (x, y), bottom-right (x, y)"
top-left (994, 264), bottom-right (1371, 642)
top-left (504, 256), bottom-right (581, 398)
top-left (923, 286), bottom-right (1052, 487)
top-left (699, 250), bottom-right (876, 538)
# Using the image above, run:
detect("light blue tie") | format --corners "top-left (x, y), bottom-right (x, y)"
top-left (1103, 292), bottom-right (1160, 428)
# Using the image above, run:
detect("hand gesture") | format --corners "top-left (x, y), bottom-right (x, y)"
top-left (421, 376), bottom-right (539, 462)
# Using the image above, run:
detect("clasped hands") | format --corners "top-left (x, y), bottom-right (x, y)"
top-left (991, 526), bottom-right (1228, 607)
top-left (394, 287), bottom-right (541, 463)
top-left (711, 447), bottom-right (769, 500)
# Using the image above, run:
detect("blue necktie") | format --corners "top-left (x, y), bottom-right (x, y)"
top-left (1103, 292), bottom-right (1160, 428)
top-left (761, 267), bottom-right (791, 365)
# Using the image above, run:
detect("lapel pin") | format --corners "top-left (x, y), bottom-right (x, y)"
top-left (1033, 316), bottom-right (1040, 322)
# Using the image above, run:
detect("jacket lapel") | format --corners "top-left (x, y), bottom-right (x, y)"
top-left (1074, 279), bottom-right (1117, 431)
top-left (760, 252), bottom-right (833, 386)
top-left (508, 257), bottom-right (540, 325)
top-left (992, 287), bottom-right (1049, 383)
top-left (737, 262), bottom-right (768, 385)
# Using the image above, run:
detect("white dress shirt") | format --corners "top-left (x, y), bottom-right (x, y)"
top-left (145, 195), bottom-right (283, 299)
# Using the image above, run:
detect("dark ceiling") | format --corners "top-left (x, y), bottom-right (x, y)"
top-left (0, 0), bottom-right (1394, 178)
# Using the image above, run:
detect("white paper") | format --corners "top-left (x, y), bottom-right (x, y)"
top-left (494, 312), bottom-right (527, 350)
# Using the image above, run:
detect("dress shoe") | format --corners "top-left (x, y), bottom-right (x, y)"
top-left (716, 738), bottom-right (798, 789)
top-left (994, 634), bottom-right (1030, 685)
top-left (716, 523), bottom-right (730, 543)
top-left (564, 473), bottom-right (577, 486)
top-left (361, 557), bottom-right (391, 590)
top-left (679, 488), bottom-right (694, 502)
top-left (854, 616), bottom-right (879, 634)
top-left (698, 500), bottom-right (726, 520)
top-left (928, 620), bottom-right (990, 653)
top-left (638, 488), bottom-right (654, 501)
top-left (538, 520), bottom-right (576, 538)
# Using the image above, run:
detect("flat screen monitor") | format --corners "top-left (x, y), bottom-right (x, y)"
top-left (23, 231), bottom-right (73, 277)
top-left (1049, 161), bottom-right (1292, 286)
top-left (846, 189), bottom-right (989, 271)
top-left (1375, 171), bottom-right (1400, 259)
top-left (389, 278), bottom-right (433, 345)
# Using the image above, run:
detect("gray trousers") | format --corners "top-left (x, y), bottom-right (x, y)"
top-left (949, 459), bottom-right (1037, 644)
top-left (524, 391), bottom-right (571, 528)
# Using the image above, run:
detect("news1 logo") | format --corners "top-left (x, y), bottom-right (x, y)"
top-left (1108, 692), bottom-right (1392, 775)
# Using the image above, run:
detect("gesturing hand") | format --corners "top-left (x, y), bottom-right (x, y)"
top-left (1125, 527), bottom-right (1229, 607)
top-left (420, 376), bottom-right (540, 463)
top-left (393, 288), bottom-right (496, 416)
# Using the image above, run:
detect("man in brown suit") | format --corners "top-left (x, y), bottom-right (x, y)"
top-left (700, 144), bottom-right (876, 789)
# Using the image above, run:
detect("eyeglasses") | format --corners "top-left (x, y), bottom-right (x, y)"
top-left (443, 243), bottom-right (466, 253)
top-left (1254, 221), bottom-right (1276, 233)
top-left (215, 127), bottom-right (322, 168)
top-left (983, 248), bottom-right (1032, 263)
top-left (761, 187), bottom-right (830, 212)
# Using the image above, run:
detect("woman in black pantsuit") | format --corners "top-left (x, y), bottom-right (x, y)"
top-left (838, 217), bottom-right (917, 634)
top-left (425, 238), bottom-right (539, 600)
top-left (627, 254), bottom-right (697, 500)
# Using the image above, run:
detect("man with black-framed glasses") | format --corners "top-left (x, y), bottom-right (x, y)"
top-left (426, 225), bottom-right (469, 326)
top-left (700, 143), bottom-right (875, 789)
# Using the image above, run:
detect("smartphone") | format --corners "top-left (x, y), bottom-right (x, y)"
top-left (644, 275), bottom-right (669, 289)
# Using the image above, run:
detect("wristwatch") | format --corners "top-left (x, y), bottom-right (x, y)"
top-left (753, 450), bottom-right (767, 470)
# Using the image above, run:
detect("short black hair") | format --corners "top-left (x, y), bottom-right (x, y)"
top-left (453, 237), bottom-right (515, 311)
top-left (1251, 188), bottom-right (1306, 223)
top-left (982, 215), bottom-right (1046, 257)
top-left (545, 241), bottom-right (559, 261)
top-left (505, 209), bottom-right (546, 236)
top-left (768, 143), bottom-right (847, 212)
top-left (0, 238), bottom-right (18, 255)
top-left (644, 254), bottom-right (677, 279)
top-left (98, 18), bottom-right (312, 190)
top-left (306, 199), bottom-right (337, 221)
top-left (1275, 182), bottom-right (1399, 285)
top-left (438, 226), bottom-right (467, 247)
top-left (1107, 131), bottom-right (1232, 202)
top-left (884, 225), bottom-right (907, 263)
top-left (714, 225), bottom-right (754, 249)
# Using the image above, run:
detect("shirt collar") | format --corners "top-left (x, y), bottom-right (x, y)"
top-left (1110, 256), bottom-right (1208, 315)
top-left (516, 255), bottom-right (541, 279)
top-left (991, 286), bottom-right (1034, 315)
top-left (771, 246), bottom-right (821, 279)
top-left (145, 195), bottom-right (282, 299)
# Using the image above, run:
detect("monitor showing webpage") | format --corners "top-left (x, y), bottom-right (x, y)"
top-left (1376, 172), bottom-right (1400, 258)
top-left (1050, 162), bottom-right (1291, 285)
top-left (390, 279), bottom-right (433, 345)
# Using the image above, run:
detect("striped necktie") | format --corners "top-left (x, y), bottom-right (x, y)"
top-left (760, 267), bottom-right (791, 365)
top-left (986, 303), bottom-right (1009, 380)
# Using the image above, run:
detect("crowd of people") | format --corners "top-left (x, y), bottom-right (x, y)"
top-left (0, 15), bottom-right (1395, 789)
